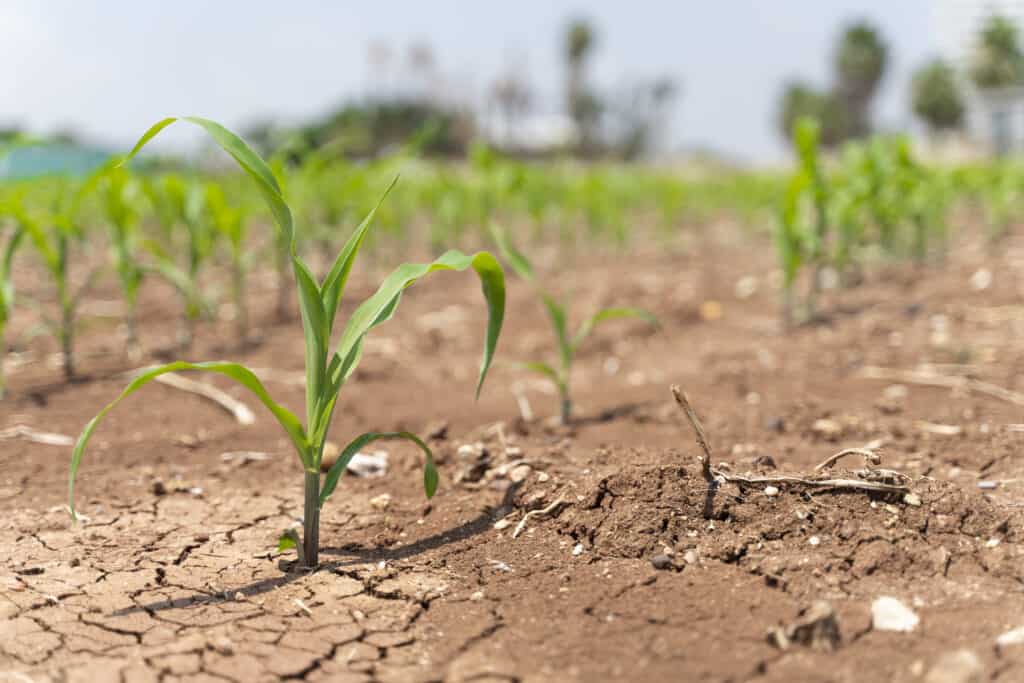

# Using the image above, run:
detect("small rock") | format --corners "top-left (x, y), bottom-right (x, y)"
top-left (469, 591), bottom-right (484, 602)
top-left (904, 493), bottom-right (922, 507)
top-left (765, 417), bottom-right (786, 433)
top-left (682, 550), bottom-right (700, 565)
top-left (734, 276), bottom-right (758, 300)
top-left (572, 543), bottom-right (584, 557)
top-left (924, 649), bottom-right (982, 683)
top-left (978, 480), bottom-right (998, 490)
top-left (808, 536), bottom-right (821, 546)
top-left (493, 517), bottom-right (513, 531)
top-left (764, 486), bottom-right (780, 497)
top-left (651, 554), bottom-right (674, 571)
top-left (969, 268), bottom-right (992, 292)
top-left (754, 454), bottom-right (778, 469)
top-left (509, 464), bottom-right (532, 483)
top-left (871, 596), bottom-right (919, 632)
top-left (812, 419), bottom-right (842, 442)
top-left (152, 480), bottom-right (167, 496)
top-left (210, 637), bottom-right (235, 656)
top-left (370, 493), bottom-right (391, 511)
top-left (767, 601), bottom-right (841, 652)
top-left (996, 625), bottom-right (1024, 651)
top-left (537, 472), bottom-right (550, 483)
top-left (347, 451), bottom-right (389, 478)
top-left (425, 420), bottom-right (449, 440)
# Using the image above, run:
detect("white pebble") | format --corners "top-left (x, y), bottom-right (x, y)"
top-left (572, 543), bottom-right (584, 556)
top-left (872, 596), bottom-right (919, 632)
top-left (764, 486), bottom-right (779, 497)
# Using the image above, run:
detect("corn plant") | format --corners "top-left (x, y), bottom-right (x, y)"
top-left (491, 224), bottom-right (655, 423)
top-left (9, 184), bottom-right (102, 380)
top-left (775, 172), bottom-right (808, 329)
top-left (205, 182), bottom-right (253, 345)
top-left (68, 117), bottom-right (506, 569)
top-left (0, 215), bottom-right (25, 398)
top-left (100, 167), bottom-right (146, 358)
top-left (793, 118), bottom-right (829, 316)
top-left (142, 174), bottom-right (216, 349)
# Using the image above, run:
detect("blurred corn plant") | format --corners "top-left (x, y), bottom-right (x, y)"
top-left (100, 167), bottom-right (146, 358)
top-left (492, 223), bottom-right (656, 423)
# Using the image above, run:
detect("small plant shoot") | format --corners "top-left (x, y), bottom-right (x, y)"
top-left (68, 118), bottom-right (507, 568)
top-left (491, 224), bottom-right (656, 423)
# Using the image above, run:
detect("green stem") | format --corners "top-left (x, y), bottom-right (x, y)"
top-left (302, 470), bottom-right (320, 568)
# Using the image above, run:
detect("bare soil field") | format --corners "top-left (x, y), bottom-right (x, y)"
top-left (3, 225), bottom-right (1024, 682)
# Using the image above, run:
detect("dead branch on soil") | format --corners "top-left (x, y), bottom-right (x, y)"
top-left (814, 448), bottom-right (881, 472)
top-left (860, 366), bottom-right (1024, 408)
top-left (670, 385), bottom-right (715, 485)
top-left (512, 497), bottom-right (568, 539)
top-left (150, 371), bottom-right (256, 425)
top-left (670, 387), bottom-right (912, 502)
top-left (0, 424), bottom-right (74, 446)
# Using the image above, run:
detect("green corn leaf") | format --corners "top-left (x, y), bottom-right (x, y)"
top-left (68, 361), bottom-right (307, 519)
top-left (320, 431), bottom-right (435, 507)
top-left (120, 117), bottom-right (294, 249)
top-left (573, 307), bottom-right (658, 348)
top-left (332, 250), bottom-right (505, 400)
top-left (513, 360), bottom-right (560, 383)
top-left (320, 177), bottom-right (398, 331)
top-left (540, 294), bottom-right (572, 373)
top-left (489, 222), bottom-right (535, 282)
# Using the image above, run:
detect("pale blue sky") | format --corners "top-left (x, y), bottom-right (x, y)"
top-left (1, 1), bottom-right (934, 163)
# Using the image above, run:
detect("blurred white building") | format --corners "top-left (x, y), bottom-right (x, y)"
top-left (933, 0), bottom-right (1024, 154)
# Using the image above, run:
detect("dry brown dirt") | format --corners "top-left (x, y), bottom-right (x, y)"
top-left (2, 226), bottom-right (1024, 682)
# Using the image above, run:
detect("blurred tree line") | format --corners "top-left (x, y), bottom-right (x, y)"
top-left (780, 14), bottom-right (1024, 150)
top-left (247, 18), bottom-right (678, 163)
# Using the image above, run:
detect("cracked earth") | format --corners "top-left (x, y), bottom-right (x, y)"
top-left (4, 230), bottom-right (1024, 681)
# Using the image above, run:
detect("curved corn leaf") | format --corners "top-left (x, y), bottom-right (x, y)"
top-left (320, 177), bottom-right (398, 331)
top-left (540, 294), bottom-right (572, 372)
top-left (573, 307), bottom-right (658, 348)
top-left (489, 222), bottom-right (535, 282)
top-left (320, 431), bottom-right (435, 507)
top-left (332, 250), bottom-right (505, 400)
top-left (120, 117), bottom-right (294, 249)
top-left (69, 361), bottom-right (307, 519)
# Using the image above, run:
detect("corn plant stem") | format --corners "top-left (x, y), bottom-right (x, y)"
top-left (560, 394), bottom-right (572, 425)
top-left (232, 258), bottom-right (248, 343)
top-left (302, 470), bottom-right (320, 568)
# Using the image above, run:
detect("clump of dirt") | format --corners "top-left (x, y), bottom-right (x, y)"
top-left (555, 463), bottom-right (1021, 593)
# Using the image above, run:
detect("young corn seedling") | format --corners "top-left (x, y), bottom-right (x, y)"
top-left (0, 212), bottom-right (25, 398)
top-left (205, 182), bottom-right (253, 346)
top-left (775, 172), bottom-right (808, 329)
top-left (491, 224), bottom-right (656, 424)
top-left (793, 117), bottom-right (829, 317)
top-left (142, 173), bottom-right (216, 349)
top-left (9, 184), bottom-right (103, 381)
top-left (68, 117), bottom-right (506, 569)
top-left (100, 167), bottom-right (146, 359)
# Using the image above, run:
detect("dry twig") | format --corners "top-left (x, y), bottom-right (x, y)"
top-left (512, 497), bottom-right (568, 539)
top-left (151, 372), bottom-right (255, 425)
top-left (860, 366), bottom-right (1024, 408)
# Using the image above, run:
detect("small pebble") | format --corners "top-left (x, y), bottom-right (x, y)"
top-left (651, 554), bottom-right (674, 571)
top-left (152, 480), bottom-right (167, 496)
top-left (808, 536), bottom-right (820, 546)
top-left (904, 493), bottom-right (922, 507)
top-left (764, 486), bottom-right (779, 497)
top-left (977, 481), bottom-right (998, 490)
top-left (872, 596), bottom-right (919, 632)
top-left (996, 625), bottom-right (1024, 651)
top-left (683, 550), bottom-right (700, 565)
top-left (572, 543), bottom-right (584, 556)
top-left (469, 591), bottom-right (484, 602)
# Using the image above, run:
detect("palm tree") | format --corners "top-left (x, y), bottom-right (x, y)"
top-left (911, 59), bottom-right (965, 136)
top-left (834, 21), bottom-right (889, 138)
top-left (565, 19), bottom-right (600, 154)
top-left (970, 15), bottom-right (1024, 90)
